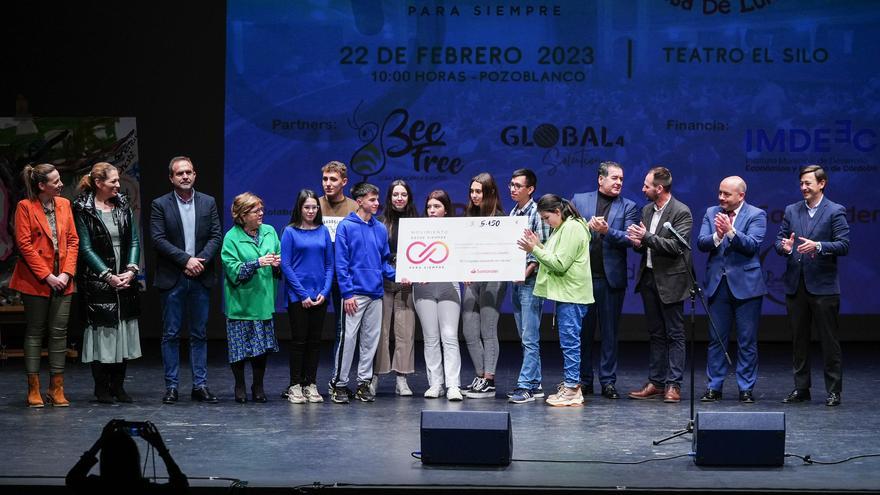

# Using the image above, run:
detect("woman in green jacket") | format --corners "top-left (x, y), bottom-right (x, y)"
top-left (221, 192), bottom-right (281, 403)
top-left (518, 194), bottom-right (593, 407)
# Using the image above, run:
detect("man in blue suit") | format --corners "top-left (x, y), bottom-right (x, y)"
top-left (696, 176), bottom-right (766, 403)
top-left (571, 161), bottom-right (639, 399)
top-left (151, 156), bottom-right (223, 404)
top-left (775, 165), bottom-right (849, 407)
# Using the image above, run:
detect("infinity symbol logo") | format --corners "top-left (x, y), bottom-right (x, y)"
top-left (405, 241), bottom-right (450, 265)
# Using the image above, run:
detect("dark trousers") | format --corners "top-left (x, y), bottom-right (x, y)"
top-left (288, 302), bottom-right (327, 386)
top-left (786, 276), bottom-right (842, 394)
top-left (640, 269), bottom-right (685, 387)
top-left (706, 277), bottom-right (763, 392)
top-left (580, 277), bottom-right (625, 387)
top-left (22, 293), bottom-right (72, 375)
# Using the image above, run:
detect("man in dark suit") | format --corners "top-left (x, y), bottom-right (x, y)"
top-left (571, 161), bottom-right (639, 399)
top-left (697, 176), bottom-right (766, 403)
top-left (151, 156), bottom-right (223, 404)
top-left (626, 166), bottom-right (692, 403)
top-left (775, 165), bottom-right (849, 407)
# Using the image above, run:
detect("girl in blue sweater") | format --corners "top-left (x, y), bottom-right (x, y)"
top-left (280, 189), bottom-right (334, 403)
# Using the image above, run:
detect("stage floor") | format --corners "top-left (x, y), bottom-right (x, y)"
top-left (1, 341), bottom-right (879, 493)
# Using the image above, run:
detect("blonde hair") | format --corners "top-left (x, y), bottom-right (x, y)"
top-left (21, 163), bottom-right (57, 200)
top-left (231, 192), bottom-right (263, 226)
top-left (78, 162), bottom-right (117, 192)
top-left (321, 161), bottom-right (348, 179)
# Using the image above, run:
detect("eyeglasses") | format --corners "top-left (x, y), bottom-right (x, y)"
top-left (246, 208), bottom-right (264, 215)
top-left (509, 182), bottom-right (528, 190)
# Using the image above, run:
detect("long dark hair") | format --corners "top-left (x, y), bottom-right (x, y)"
top-left (536, 194), bottom-right (582, 220)
top-left (288, 189), bottom-right (323, 227)
top-left (425, 190), bottom-right (453, 217)
top-left (466, 172), bottom-right (503, 217)
top-left (382, 179), bottom-right (418, 233)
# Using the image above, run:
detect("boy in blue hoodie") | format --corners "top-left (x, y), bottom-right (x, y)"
top-left (330, 183), bottom-right (398, 403)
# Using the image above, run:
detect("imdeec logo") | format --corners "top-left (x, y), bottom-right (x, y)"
top-left (745, 120), bottom-right (877, 153)
top-left (405, 241), bottom-right (450, 264)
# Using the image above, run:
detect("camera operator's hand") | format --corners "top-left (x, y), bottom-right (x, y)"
top-left (86, 419), bottom-right (118, 457)
top-left (141, 421), bottom-right (170, 454)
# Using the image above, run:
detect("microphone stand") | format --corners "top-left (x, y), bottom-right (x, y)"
top-left (652, 231), bottom-right (730, 446)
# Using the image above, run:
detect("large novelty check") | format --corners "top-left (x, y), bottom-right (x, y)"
top-left (395, 216), bottom-right (527, 283)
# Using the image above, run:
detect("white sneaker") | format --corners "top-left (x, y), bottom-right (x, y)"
top-left (369, 375), bottom-right (379, 396)
top-left (447, 386), bottom-right (463, 401)
top-left (304, 383), bottom-right (323, 403)
top-left (546, 385), bottom-right (584, 407)
top-left (287, 384), bottom-right (306, 404)
top-left (424, 385), bottom-right (446, 398)
top-left (396, 375), bottom-right (413, 396)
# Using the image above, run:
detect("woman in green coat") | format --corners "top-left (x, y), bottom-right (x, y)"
top-left (518, 194), bottom-right (593, 407)
top-left (221, 192), bottom-right (281, 403)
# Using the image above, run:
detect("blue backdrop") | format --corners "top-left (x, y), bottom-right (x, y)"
top-left (225, 0), bottom-right (879, 315)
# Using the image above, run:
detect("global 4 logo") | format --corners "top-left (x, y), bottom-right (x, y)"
top-left (500, 123), bottom-right (625, 176)
top-left (501, 123), bottom-right (625, 148)
top-left (348, 102), bottom-right (465, 181)
top-left (745, 120), bottom-right (877, 153)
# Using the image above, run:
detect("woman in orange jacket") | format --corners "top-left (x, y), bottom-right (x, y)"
top-left (10, 163), bottom-right (79, 407)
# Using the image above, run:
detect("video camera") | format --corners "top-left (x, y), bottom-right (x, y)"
top-left (111, 419), bottom-right (150, 437)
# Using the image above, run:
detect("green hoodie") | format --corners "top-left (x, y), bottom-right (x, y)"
top-left (532, 217), bottom-right (594, 305)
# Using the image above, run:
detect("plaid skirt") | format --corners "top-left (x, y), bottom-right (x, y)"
top-left (226, 318), bottom-right (279, 363)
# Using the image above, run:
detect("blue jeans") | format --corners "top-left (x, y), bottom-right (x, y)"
top-left (512, 280), bottom-right (544, 389)
top-left (160, 277), bottom-right (210, 389)
top-left (580, 277), bottom-right (625, 387)
top-left (556, 302), bottom-right (587, 388)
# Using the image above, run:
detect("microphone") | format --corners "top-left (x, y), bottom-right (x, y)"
top-left (662, 221), bottom-right (691, 251)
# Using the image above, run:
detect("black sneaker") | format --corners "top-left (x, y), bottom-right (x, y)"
top-left (355, 382), bottom-right (375, 402)
top-left (463, 376), bottom-right (482, 392)
top-left (465, 378), bottom-right (496, 399)
top-left (330, 386), bottom-right (351, 404)
top-left (328, 383), bottom-right (356, 399)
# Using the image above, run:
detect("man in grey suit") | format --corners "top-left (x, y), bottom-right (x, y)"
top-left (775, 165), bottom-right (849, 407)
top-left (626, 166), bottom-right (693, 403)
top-left (571, 161), bottom-right (639, 399)
top-left (151, 156), bottom-right (223, 404)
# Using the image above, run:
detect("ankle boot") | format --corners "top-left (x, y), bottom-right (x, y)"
top-left (46, 373), bottom-right (70, 407)
top-left (110, 362), bottom-right (133, 403)
top-left (91, 363), bottom-right (114, 404)
top-left (27, 374), bottom-right (44, 408)
top-left (231, 361), bottom-right (247, 403)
